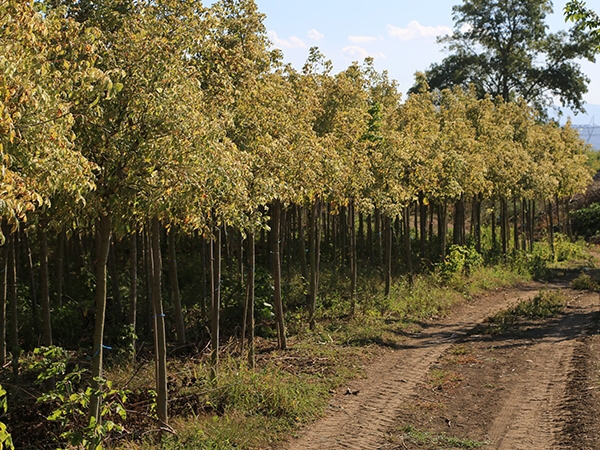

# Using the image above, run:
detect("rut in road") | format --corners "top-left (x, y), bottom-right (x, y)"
top-left (283, 280), bottom-right (590, 450)
top-left (486, 293), bottom-right (594, 449)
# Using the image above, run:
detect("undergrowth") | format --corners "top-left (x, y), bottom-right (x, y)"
top-left (6, 241), bottom-right (588, 450)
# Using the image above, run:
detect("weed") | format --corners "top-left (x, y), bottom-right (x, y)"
top-left (429, 369), bottom-right (463, 390)
top-left (0, 384), bottom-right (14, 450)
top-left (473, 289), bottom-right (566, 335)
top-left (571, 272), bottom-right (599, 291)
top-left (397, 424), bottom-right (488, 448)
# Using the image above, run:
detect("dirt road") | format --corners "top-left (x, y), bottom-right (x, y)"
top-left (283, 279), bottom-right (600, 450)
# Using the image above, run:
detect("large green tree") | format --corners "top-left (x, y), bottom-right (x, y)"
top-left (565, 1), bottom-right (600, 49)
top-left (420, 0), bottom-right (595, 113)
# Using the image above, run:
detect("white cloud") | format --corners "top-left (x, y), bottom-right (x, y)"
top-left (342, 46), bottom-right (386, 61)
top-left (348, 35), bottom-right (378, 44)
top-left (268, 30), bottom-right (307, 49)
top-left (460, 23), bottom-right (473, 34)
top-left (307, 29), bottom-right (324, 41)
top-left (387, 21), bottom-right (452, 41)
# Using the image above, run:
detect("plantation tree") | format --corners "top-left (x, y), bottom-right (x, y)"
top-left (361, 61), bottom-right (407, 295)
top-left (0, 0), bottom-right (101, 365)
top-left (397, 80), bottom-right (439, 264)
top-left (300, 47), bottom-right (338, 329)
top-left (195, 0), bottom-right (278, 363)
top-left (314, 61), bottom-right (373, 314)
top-left (422, 0), bottom-right (595, 113)
top-left (48, 0), bottom-right (236, 425)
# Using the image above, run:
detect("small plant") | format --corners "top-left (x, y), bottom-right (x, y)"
top-left (397, 424), bottom-right (487, 448)
top-left (429, 369), bottom-right (463, 390)
top-left (473, 289), bottom-right (565, 335)
top-left (571, 272), bottom-right (599, 291)
top-left (440, 245), bottom-right (483, 280)
top-left (0, 384), bottom-right (14, 450)
top-left (30, 347), bottom-right (128, 449)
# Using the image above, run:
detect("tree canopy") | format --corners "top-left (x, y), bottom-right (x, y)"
top-left (418, 0), bottom-right (596, 114)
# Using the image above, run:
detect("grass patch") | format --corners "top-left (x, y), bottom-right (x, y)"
top-left (429, 369), bottom-right (463, 390)
top-left (472, 289), bottom-right (566, 335)
top-left (571, 272), bottom-right (600, 291)
top-left (395, 424), bottom-right (488, 449)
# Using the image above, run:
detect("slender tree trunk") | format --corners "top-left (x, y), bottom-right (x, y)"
top-left (375, 208), bottom-right (382, 267)
top-left (129, 232), bottom-right (138, 359)
top-left (271, 201), bottom-right (287, 349)
top-left (22, 229), bottom-right (38, 332)
top-left (38, 223), bottom-right (52, 347)
top-left (358, 212), bottom-right (365, 257)
top-left (500, 197), bottom-right (508, 257)
top-left (56, 229), bottom-right (65, 308)
top-left (474, 196), bottom-right (482, 254)
top-left (366, 214), bottom-right (373, 261)
top-left (0, 227), bottom-right (6, 367)
top-left (8, 233), bottom-right (18, 379)
top-left (529, 200), bottom-right (536, 252)
top-left (297, 205), bottom-right (308, 280)
top-left (453, 197), bottom-right (465, 246)
top-left (349, 201), bottom-right (357, 311)
top-left (403, 206), bottom-right (413, 273)
top-left (548, 200), bottom-right (555, 260)
top-left (555, 195), bottom-right (561, 234)
top-left (438, 203), bottom-right (448, 260)
top-left (200, 236), bottom-right (207, 317)
top-left (308, 200), bottom-right (321, 330)
top-left (491, 202), bottom-right (497, 252)
top-left (151, 217), bottom-right (168, 426)
top-left (108, 239), bottom-right (122, 316)
top-left (210, 226), bottom-right (221, 379)
top-left (513, 197), bottom-right (519, 252)
top-left (384, 215), bottom-right (392, 296)
top-left (419, 192), bottom-right (427, 259)
top-left (566, 199), bottom-right (573, 239)
top-left (246, 232), bottom-right (256, 368)
top-left (89, 213), bottom-right (112, 423)
top-left (168, 229), bottom-right (185, 348)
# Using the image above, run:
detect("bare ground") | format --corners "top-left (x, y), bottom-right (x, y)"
top-left (281, 277), bottom-right (600, 450)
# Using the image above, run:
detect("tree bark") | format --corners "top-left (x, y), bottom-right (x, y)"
top-left (0, 226), bottom-right (6, 367)
top-left (349, 201), bottom-right (357, 311)
top-left (38, 223), bottom-right (52, 347)
top-left (89, 213), bottom-right (112, 423)
top-left (308, 200), bottom-right (322, 330)
top-left (246, 232), bottom-right (256, 368)
top-left (168, 228), bottom-right (186, 348)
top-left (8, 233), bottom-right (18, 379)
top-left (438, 203), bottom-right (448, 260)
top-left (129, 232), bottom-right (138, 360)
top-left (151, 217), bottom-right (168, 426)
top-left (56, 229), bottom-right (65, 308)
top-left (548, 200), bottom-right (555, 260)
top-left (271, 200), bottom-right (287, 349)
top-left (403, 206), bottom-right (413, 273)
top-left (384, 215), bottom-right (392, 296)
top-left (210, 225), bottom-right (221, 379)
top-left (108, 238), bottom-right (122, 316)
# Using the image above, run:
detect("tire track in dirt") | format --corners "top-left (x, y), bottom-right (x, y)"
top-left (487, 294), bottom-right (595, 449)
top-left (284, 281), bottom-right (561, 450)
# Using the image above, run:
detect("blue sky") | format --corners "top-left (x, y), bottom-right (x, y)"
top-left (249, 0), bottom-right (600, 125)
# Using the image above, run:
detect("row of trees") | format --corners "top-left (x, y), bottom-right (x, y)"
top-left (0, 0), bottom-right (594, 430)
